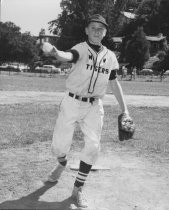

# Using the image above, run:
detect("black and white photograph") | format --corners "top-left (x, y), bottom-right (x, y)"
top-left (0, 0), bottom-right (169, 209)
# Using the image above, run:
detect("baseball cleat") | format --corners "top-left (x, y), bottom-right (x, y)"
top-left (71, 186), bottom-right (88, 208)
top-left (47, 164), bottom-right (66, 182)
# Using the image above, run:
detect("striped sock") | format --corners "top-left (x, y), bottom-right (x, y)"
top-left (58, 155), bottom-right (67, 166)
top-left (74, 161), bottom-right (92, 188)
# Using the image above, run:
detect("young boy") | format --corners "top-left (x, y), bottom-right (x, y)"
top-left (42, 14), bottom-right (130, 208)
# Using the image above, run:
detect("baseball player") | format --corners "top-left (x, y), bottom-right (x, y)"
top-left (42, 14), bottom-right (130, 208)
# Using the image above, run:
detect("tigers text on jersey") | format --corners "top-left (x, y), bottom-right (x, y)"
top-left (66, 41), bottom-right (119, 98)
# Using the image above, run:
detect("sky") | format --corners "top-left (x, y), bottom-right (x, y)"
top-left (1, 0), bottom-right (62, 36)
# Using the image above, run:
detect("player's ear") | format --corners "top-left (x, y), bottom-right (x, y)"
top-left (103, 28), bottom-right (107, 37)
top-left (85, 27), bottom-right (89, 36)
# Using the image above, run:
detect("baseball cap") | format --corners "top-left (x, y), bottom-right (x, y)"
top-left (87, 14), bottom-right (108, 28)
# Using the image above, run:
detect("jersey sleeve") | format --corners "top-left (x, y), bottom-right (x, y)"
top-left (66, 43), bottom-right (84, 63)
top-left (109, 52), bottom-right (119, 80)
top-left (71, 43), bottom-right (85, 61)
top-left (66, 49), bottom-right (79, 63)
top-left (109, 70), bottom-right (117, 80)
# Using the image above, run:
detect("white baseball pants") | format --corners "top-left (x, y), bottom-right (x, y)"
top-left (51, 92), bottom-right (104, 165)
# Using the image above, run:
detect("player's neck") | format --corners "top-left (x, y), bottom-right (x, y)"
top-left (88, 39), bottom-right (101, 46)
top-left (87, 40), bottom-right (102, 53)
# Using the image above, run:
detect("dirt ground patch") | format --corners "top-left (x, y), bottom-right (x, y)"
top-left (0, 92), bottom-right (169, 210)
top-left (0, 141), bottom-right (169, 210)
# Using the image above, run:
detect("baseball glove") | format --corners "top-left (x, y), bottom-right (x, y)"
top-left (118, 113), bottom-right (135, 141)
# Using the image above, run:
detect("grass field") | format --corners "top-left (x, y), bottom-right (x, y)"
top-left (0, 73), bottom-right (169, 155)
top-left (1, 72), bottom-right (169, 96)
top-left (0, 102), bottom-right (169, 154)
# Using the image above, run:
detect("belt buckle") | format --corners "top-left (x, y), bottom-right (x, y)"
top-left (87, 98), bottom-right (90, 102)
top-left (78, 96), bottom-right (82, 101)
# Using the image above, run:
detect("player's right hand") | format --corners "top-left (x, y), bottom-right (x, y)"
top-left (41, 42), bottom-right (54, 53)
top-left (41, 42), bottom-right (58, 58)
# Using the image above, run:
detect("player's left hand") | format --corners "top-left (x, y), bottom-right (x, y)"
top-left (118, 113), bottom-right (135, 141)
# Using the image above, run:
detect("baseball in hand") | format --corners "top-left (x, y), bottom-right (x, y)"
top-left (41, 42), bottom-right (56, 53)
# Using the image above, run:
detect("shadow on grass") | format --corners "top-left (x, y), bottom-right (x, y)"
top-left (0, 181), bottom-right (77, 210)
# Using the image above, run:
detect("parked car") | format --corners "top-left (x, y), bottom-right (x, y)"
top-left (0, 63), bottom-right (8, 69)
top-left (36, 65), bottom-right (61, 73)
top-left (164, 70), bottom-right (169, 75)
top-left (140, 69), bottom-right (153, 75)
top-left (0, 63), bottom-right (29, 72)
top-left (0, 63), bottom-right (20, 72)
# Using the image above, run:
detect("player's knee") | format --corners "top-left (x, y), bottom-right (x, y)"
top-left (81, 142), bottom-right (100, 165)
top-left (51, 144), bottom-right (60, 156)
top-left (88, 143), bottom-right (100, 159)
top-left (51, 143), bottom-right (65, 157)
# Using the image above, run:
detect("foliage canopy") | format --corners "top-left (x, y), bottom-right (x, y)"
top-left (0, 22), bottom-right (39, 64)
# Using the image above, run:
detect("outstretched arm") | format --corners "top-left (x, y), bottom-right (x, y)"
top-left (109, 78), bottom-right (129, 115)
top-left (41, 42), bottom-right (73, 62)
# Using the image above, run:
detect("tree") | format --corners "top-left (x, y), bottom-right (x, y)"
top-left (48, 0), bottom-right (88, 47)
top-left (20, 32), bottom-right (39, 64)
top-left (124, 26), bottom-right (150, 74)
top-left (137, 0), bottom-right (160, 16)
top-left (39, 28), bottom-right (46, 36)
top-left (136, 0), bottom-right (169, 38)
top-left (49, 0), bottom-right (140, 50)
top-left (136, 0), bottom-right (161, 35)
top-left (0, 22), bottom-right (39, 65)
top-left (154, 50), bottom-right (169, 80)
top-left (0, 22), bottom-right (22, 63)
top-left (107, 0), bottom-right (142, 36)
top-left (48, 0), bottom-right (116, 50)
top-left (49, 1), bottom-right (86, 50)
top-left (158, 0), bottom-right (169, 38)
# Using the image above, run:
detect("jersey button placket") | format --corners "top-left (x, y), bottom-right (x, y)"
top-left (88, 54), bottom-right (98, 94)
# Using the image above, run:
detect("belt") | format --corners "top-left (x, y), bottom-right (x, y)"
top-left (68, 92), bottom-right (95, 103)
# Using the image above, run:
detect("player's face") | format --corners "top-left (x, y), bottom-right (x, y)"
top-left (85, 22), bottom-right (107, 45)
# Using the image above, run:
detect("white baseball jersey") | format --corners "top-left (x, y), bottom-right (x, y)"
top-left (66, 41), bottom-right (119, 98)
top-left (52, 41), bottom-right (119, 165)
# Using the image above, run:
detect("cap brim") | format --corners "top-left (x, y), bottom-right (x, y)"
top-left (88, 20), bottom-right (108, 28)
